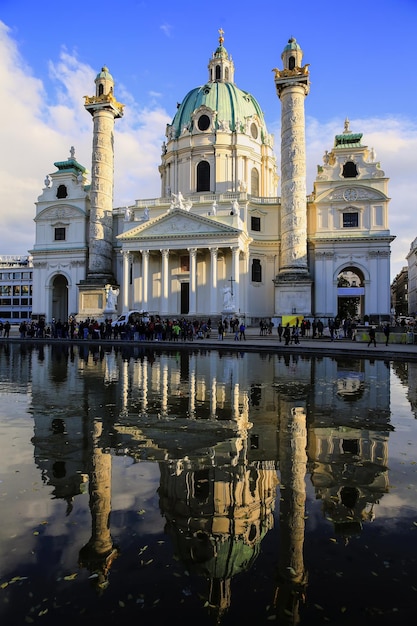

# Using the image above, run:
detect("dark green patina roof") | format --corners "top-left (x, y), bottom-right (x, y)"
top-left (53, 158), bottom-right (86, 174)
top-left (170, 82), bottom-right (266, 138)
top-left (334, 132), bottom-right (363, 149)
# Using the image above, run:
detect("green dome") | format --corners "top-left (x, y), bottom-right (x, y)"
top-left (283, 37), bottom-right (300, 51)
top-left (95, 66), bottom-right (113, 81)
top-left (213, 43), bottom-right (229, 59)
top-left (170, 81), bottom-right (266, 138)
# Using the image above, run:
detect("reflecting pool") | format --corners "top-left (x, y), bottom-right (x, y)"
top-left (0, 342), bottom-right (416, 625)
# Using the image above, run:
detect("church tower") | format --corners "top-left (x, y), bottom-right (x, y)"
top-left (78, 67), bottom-right (124, 317)
top-left (273, 38), bottom-right (312, 317)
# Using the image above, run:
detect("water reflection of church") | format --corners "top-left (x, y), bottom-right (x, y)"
top-left (28, 345), bottom-right (392, 620)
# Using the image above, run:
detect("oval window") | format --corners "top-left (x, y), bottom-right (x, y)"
top-left (198, 115), bottom-right (210, 131)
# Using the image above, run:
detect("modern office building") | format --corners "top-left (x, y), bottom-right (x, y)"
top-left (0, 255), bottom-right (33, 322)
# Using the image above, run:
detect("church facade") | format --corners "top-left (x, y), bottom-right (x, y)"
top-left (30, 33), bottom-right (394, 325)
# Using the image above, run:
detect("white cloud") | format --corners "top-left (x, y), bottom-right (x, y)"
top-left (160, 23), bottom-right (173, 37)
top-left (0, 22), bottom-right (167, 256)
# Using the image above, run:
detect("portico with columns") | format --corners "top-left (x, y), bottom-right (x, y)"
top-left (117, 206), bottom-right (251, 318)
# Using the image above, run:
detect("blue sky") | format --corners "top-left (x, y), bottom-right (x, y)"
top-left (1, 0), bottom-right (416, 280)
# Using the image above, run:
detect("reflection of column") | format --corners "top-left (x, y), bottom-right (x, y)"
top-left (141, 359), bottom-right (149, 413)
top-left (274, 401), bottom-right (308, 622)
top-left (189, 248), bottom-right (197, 315)
top-left (161, 362), bottom-right (168, 416)
top-left (231, 246), bottom-right (240, 311)
top-left (142, 250), bottom-right (150, 311)
top-left (161, 249), bottom-right (169, 314)
top-left (122, 251), bottom-right (130, 311)
top-left (211, 377), bottom-right (217, 419)
top-left (210, 247), bottom-right (218, 314)
top-left (79, 420), bottom-right (118, 589)
top-left (233, 382), bottom-right (240, 420)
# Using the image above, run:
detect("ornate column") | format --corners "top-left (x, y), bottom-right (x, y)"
top-left (142, 250), bottom-right (150, 311)
top-left (84, 68), bottom-right (124, 282)
top-left (160, 249), bottom-right (170, 315)
top-left (273, 38), bottom-right (312, 316)
top-left (188, 248), bottom-right (197, 315)
top-left (210, 247), bottom-right (218, 314)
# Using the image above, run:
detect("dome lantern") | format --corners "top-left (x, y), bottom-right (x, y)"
top-left (208, 28), bottom-right (235, 84)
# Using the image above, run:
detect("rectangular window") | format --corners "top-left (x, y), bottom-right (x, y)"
top-left (55, 227), bottom-right (66, 241)
top-left (13, 272), bottom-right (22, 280)
top-left (251, 258), bottom-right (262, 282)
top-left (343, 212), bottom-right (359, 228)
top-left (13, 286), bottom-right (21, 296)
top-left (251, 216), bottom-right (261, 231)
top-left (0, 286), bottom-right (11, 296)
top-left (180, 255), bottom-right (190, 272)
top-left (0, 298), bottom-right (11, 305)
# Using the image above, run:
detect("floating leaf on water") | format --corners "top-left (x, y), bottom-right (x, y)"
top-left (371, 571), bottom-right (378, 576)
top-left (63, 573), bottom-right (78, 581)
top-left (137, 510), bottom-right (146, 515)
top-left (314, 604), bottom-right (324, 610)
top-left (329, 538), bottom-right (337, 543)
top-left (1, 582), bottom-right (9, 589)
top-left (341, 606), bottom-right (347, 613)
top-left (88, 574), bottom-right (99, 579)
top-left (119, 601), bottom-right (125, 607)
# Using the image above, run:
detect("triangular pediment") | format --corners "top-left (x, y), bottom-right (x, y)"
top-left (118, 207), bottom-right (242, 242)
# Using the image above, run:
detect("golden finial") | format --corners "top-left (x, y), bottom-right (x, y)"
top-left (218, 27), bottom-right (224, 45)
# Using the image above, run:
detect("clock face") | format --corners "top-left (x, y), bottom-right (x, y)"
top-left (343, 188), bottom-right (358, 201)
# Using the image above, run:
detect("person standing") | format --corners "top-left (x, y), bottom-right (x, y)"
top-left (277, 323), bottom-right (283, 342)
top-left (283, 323), bottom-right (291, 346)
top-left (239, 322), bottom-right (246, 340)
top-left (218, 320), bottom-right (224, 341)
top-left (367, 326), bottom-right (377, 347)
top-left (383, 323), bottom-right (390, 346)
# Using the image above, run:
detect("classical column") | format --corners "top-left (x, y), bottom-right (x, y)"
top-left (188, 248), bottom-right (197, 315)
top-left (122, 250), bottom-right (130, 311)
top-left (210, 247), bottom-right (218, 314)
top-left (142, 250), bottom-right (150, 311)
top-left (231, 246), bottom-right (240, 312)
top-left (160, 249), bottom-right (169, 315)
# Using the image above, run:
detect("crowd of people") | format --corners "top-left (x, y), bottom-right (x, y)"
top-left (12, 316), bottom-right (235, 342)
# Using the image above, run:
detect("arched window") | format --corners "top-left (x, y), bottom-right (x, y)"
top-left (215, 65), bottom-right (221, 80)
top-left (289, 56), bottom-right (296, 70)
top-left (251, 168), bottom-right (259, 196)
top-left (252, 258), bottom-right (262, 282)
top-left (197, 161), bottom-right (210, 192)
top-left (98, 84), bottom-right (104, 96)
top-left (342, 161), bottom-right (358, 178)
top-left (56, 184), bottom-right (68, 199)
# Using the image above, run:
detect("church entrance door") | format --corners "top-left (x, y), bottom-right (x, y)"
top-left (51, 274), bottom-right (68, 323)
top-left (181, 283), bottom-right (189, 314)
